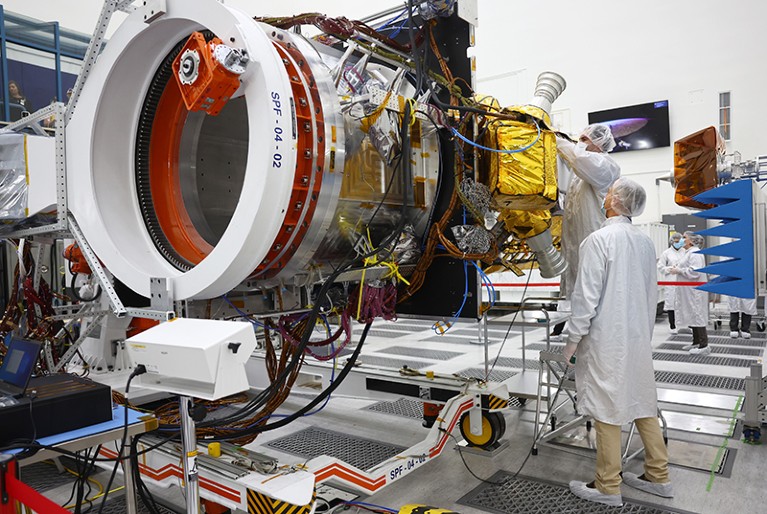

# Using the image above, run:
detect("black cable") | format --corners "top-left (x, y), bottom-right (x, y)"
top-left (138, 443), bottom-right (163, 513)
top-left (184, 102), bottom-right (417, 435)
top-left (68, 260), bottom-right (101, 303)
top-left (72, 445), bottom-right (101, 514)
top-left (407, 0), bottom-right (424, 94)
top-left (210, 320), bottom-right (372, 440)
top-left (441, 430), bottom-right (505, 486)
top-left (130, 436), bottom-right (162, 514)
top-left (487, 257), bottom-right (536, 379)
top-left (428, 94), bottom-right (490, 117)
top-left (74, 448), bottom-right (87, 514)
top-left (97, 365), bottom-right (146, 513)
top-left (0, 433), bottom-right (175, 462)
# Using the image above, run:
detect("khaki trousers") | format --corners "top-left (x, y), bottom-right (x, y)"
top-left (595, 417), bottom-right (670, 495)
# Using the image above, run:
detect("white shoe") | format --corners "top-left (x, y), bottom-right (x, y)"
top-left (569, 481), bottom-right (623, 507)
top-left (622, 472), bottom-right (675, 498)
top-left (669, 328), bottom-right (678, 335)
top-left (742, 331), bottom-right (751, 339)
top-left (689, 346), bottom-right (711, 355)
top-left (730, 331), bottom-right (740, 338)
top-left (549, 334), bottom-right (563, 342)
top-left (681, 344), bottom-right (698, 351)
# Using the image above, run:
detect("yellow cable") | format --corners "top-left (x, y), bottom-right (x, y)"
top-left (405, 98), bottom-right (418, 127)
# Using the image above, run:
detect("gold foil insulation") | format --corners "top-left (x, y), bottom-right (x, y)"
top-left (674, 126), bottom-right (723, 209)
top-left (480, 106), bottom-right (558, 212)
top-left (499, 209), bottom-right (551, 240)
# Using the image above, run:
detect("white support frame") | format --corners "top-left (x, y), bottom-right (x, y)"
top-left (0, 102), bottom-right (68, 238)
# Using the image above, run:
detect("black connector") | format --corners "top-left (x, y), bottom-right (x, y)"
top-left (133, 364), bottom-right (147, 377)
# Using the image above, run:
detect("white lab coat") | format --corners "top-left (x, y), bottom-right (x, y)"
top-left (674, 246), bottom-right (709, 327)
top-left (727, 295), bottom-right (758, 315)
top-left (557, 138), bottom-right (621, 298)
top-left (657, 246), bottom-right (686, 309)
top-left (568, 216), bottom-right (658, 425)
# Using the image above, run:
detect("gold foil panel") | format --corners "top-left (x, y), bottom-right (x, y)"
top-left (499, 209), bottom-right (551, 240)
top-left (484, 120), bottom-right (558, 210)
top-left (674, 126), bottom-right (723, 209)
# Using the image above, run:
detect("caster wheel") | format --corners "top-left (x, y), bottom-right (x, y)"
top-left (551, 415), bottom-right (557, 431)
top-left (459, 411), bottom-right (505, 449)
top-left (517, 397), bottom-right (527, 407)
top-left (714, 321), bottom-right (722, 330)
top-left (757, 321), bottom-right (766, 333)
top-left (586, 420), bottom-right (592, 432)
top-left (663, 436), bottom-right (668, 446)
top-left (532, 447), bottom-right (538, 456)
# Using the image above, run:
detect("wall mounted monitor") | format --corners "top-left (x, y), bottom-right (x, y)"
top-left (588, 100), bottom-right (670, 153)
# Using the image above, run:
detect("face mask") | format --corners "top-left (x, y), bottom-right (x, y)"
top-left (673, 241), bottom-right (684, 249)
top-left (576, 141), bottom-right (588, 152)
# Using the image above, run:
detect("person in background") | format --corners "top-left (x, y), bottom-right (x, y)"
top-left (564, 177), bottom-right (672, 507)
top-left (7, 80), bottom-right (33, 121)
top-left (43, 97), bottom-right (58, 128)
top-left (549, 123), bottom-right (621, 340)
top-left (657, 232), bottom-right (686, 334)
top-left (671, 232), bottom-right (709, 355)
top-left (727, 295), bottom-right (757, 339)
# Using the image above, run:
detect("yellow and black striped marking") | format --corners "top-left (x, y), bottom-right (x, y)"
top-left (486, 394), bottom-right (509, 411)
top-left (399, 505), bottom-right (460, 514)
top-left (247, 488), bottom-right (316, 514)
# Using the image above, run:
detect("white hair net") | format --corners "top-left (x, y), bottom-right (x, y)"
top-left (684, 231), bottom-right (705, 248)
top-left (581, 123), bottom-right (616, 153)
top-left (610, 177), bottom-right (646, 217)
top-left (669, 232), bottom-right (682, 246)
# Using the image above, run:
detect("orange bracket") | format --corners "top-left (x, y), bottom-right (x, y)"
top-left (172, 31), bottom-right (243, 116)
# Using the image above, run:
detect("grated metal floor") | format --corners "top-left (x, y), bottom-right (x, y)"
top-left (457, 368), bottom-right (518, 382)
top-left (266, 426), bottom-right (405, 471)
top-left (668, 334), bottom-right (766, 347)
top-left (656, 342), bottom-right (762, 356)
top-left (487, 357), bottom-right (542, 370)
top-left (651, 352), bottom-right (754, 367)
top-left (451, 328), bottom-right (526, 338)
top-left (710, 330), bottom-right (766, 339)
top-left (374, 345), bottom-right (464, 361)
top-left (424, 335), bottom-right (494, 345)
top-left (367, 329), bottom-right (412, 338)
top-left (458, 472), bottom-right (695, 514)
top-left (19, 459), bottom-right (78, 493)
top-left (654, 370), bottom-right (745, 391)
top-left (524, 343), bottom-right (564, 352)
top-left (97, 496), bottom-right (178, 514)
top-left (365, 397), bottom-right (425, 419)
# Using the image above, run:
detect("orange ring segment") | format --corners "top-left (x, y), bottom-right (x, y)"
top-left (146, 33), bottom-right (325, 278)
top-left (149, 78), bottom-right (214, 267)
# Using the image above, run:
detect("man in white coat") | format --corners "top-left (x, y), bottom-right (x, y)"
top-left (658, 233), bottom-right (685, 334)
top-left (549, 123), bottom-right (621, 339)
top-left (671, 232), bottom-right (709, 354)
top-left (564, 177), bottom-right (673, 507)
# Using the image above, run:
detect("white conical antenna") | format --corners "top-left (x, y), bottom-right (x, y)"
top-left (528, 71), bottom-right (567, 115)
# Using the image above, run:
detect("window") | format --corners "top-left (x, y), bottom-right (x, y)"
top-left (719, 91), bottom-right (731, 141)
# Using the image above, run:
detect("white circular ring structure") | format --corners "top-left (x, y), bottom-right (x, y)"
top-left (67, 0), bottom-right (299, 299)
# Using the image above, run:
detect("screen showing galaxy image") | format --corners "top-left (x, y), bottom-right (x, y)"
top-left (588, 100), bottom-right (670, 153)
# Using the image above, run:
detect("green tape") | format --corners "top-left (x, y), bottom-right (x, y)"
top-left (706, 395), bottom-right (743, 492)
